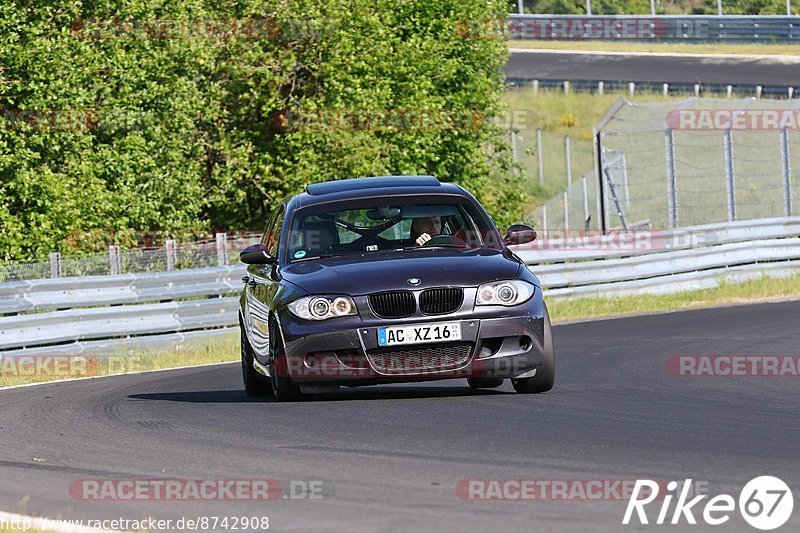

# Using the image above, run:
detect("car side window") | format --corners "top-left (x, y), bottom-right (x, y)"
top-left (267, 206), bottom-right (285, 257)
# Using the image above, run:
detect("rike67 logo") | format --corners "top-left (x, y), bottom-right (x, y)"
top-left (623, 476), bottom-right (794, 530)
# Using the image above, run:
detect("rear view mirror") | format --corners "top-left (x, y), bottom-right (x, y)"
top-left (504, 224), bottom-right (537, 246)
top-left (240, 243), bottom-right (276, 265)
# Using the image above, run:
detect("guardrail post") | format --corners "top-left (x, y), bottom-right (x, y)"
top-left (694, 84), bottom-right (701, 97)
top-left (532, 79), bottom-right (538, 96)
top-left (49, 252), bottom-right (61, 278)
top-left (727, 85), bottom-right (733, 98)
top-left (663, 83), bottom-right (669, 97)
top-left (565, 136), bottom-right (572, 193)
top-left (564, 81), bottom-right (570, 95)
top-left (781, 127), bottom-right (793, 217)
top-left (717, 0), bottom-right (722, 15)
top-left (598, 81), bottom-right (604, 95)
top-left (586, 0), bottom-right (591, 16)
top-left (665, 128), bottom-right (678, 229)
top-left (789, 87), bottom-right (794, 99)
top-left (629, 82), bottom-right (635, 98)
top-left (756, 85), bottom-right (763, 99)
top-left (109, 245), bottom-right (121, 275)
top-left (216, 232), bottom-right (228, 267)
top-left (166, 239), bottom-right (177, 271)
top-left (537, 128), bottom-right (544, 186)
top-left (724, 129), bottom-right (737, 221)
top-left (517, 0), bottom-right (524, 14)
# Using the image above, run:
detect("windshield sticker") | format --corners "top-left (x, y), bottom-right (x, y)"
top-left (294, 250), bottom-right (307, 259)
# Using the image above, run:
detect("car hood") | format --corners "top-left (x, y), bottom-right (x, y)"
top-left (280, 248), bottom-right (523, 296)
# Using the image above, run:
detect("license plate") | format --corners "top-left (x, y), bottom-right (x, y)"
top-left (377, 322), bottom-right (461, 347)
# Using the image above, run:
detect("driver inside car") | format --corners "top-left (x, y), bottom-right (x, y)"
top-left (410, 216), bottom-right (442, 246)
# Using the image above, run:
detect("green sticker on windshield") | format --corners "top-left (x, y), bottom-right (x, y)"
top-left (294, 250), bottom-right (307, 259)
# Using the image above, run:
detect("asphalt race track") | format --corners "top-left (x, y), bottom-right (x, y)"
top-left (1, 300), bottom-right (799, 532)
top-left (507, 49), bottom-right (800, 85)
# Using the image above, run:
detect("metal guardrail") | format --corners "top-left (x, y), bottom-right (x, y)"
top-left (506, 15), bottom-right (800, 43)
top-left (0, 217), bottom-right (798, 353)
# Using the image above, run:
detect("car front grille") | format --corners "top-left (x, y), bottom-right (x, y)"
top-left (419, 288), bottom-right (463, 315)
top-left (366, 342), bottom-right (473, 374)
top-left (368, 291), bottom-right (415, 319)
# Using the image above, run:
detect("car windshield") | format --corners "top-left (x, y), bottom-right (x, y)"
top-left (286, 198), bottom-right (499, 262)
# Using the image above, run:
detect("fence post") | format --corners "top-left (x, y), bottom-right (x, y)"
top-left (582, 175), bottom-right (590, 224)
top-left (166, 239), bottom-right (176, 271)
top-left (511, 123), bottom-right (519, 175)
top-left (724, 129), bottom-right (736, 221)
top-left (49, 252), bottom-right (61, 278)
top-left (665, 128), bottom-right (678, 229)
top-left (109, 245), bottom-right (121, 275)
top-left (781, 127), bottom-right (793, 217)
top-left (563, 191), bottom-right (569, 230)
top-left (565, 136), bottom-right (572, 193)
top-left (537, 128), bottom-right (544, 186)
top-left (542, 205), bottom-right (547, 232)
top-left (216, 232), bottom-right (228, 267)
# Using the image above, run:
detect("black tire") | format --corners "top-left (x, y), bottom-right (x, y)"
top-left (467, 377), bottom-right (504, 389)
top-left (240, 321), bottom-right (272, 396)
top-left (269, 319), bottom-right (302, 402)
top-left (512, 303), bottom-right (555, 394)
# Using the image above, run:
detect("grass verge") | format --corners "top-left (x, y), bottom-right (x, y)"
top-left (510, 40), bottom-right (800, 56)
top-left (0, 331), bottom-right (239, 388)
top-left (548, 273), bottom-right (800, 323)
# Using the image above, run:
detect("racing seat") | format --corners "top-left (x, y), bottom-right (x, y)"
top-left (302, 220), bottom-right (340, 254)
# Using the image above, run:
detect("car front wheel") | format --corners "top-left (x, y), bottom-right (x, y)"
top-left (512, 303), bottom-right (555, 394)
top-left (241, 321), bottom-right (272, 396)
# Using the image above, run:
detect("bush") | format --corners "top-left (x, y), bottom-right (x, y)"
top-left (0, 0), bottom-right (520, 261)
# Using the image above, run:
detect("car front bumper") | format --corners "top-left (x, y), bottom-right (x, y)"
top-left (273, 300), bottom-right (546, 385)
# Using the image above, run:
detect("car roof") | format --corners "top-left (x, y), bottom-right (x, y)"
top-left (288, 176), bottom-right (469, 210)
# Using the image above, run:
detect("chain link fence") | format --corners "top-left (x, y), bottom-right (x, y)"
top-left (530, 98), bottom-right (800, 232)
top-left (596, 98), bottom-right (800, 231)
top-left (0, 233), bottom-right (262, 283)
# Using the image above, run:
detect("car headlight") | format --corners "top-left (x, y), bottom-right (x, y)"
top-left (476, 280), bottom-right (535, 306)
top-left (288, 295), bottom-right (357, 320)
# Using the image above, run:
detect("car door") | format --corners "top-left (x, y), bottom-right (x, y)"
top-left (246, 204), bottom-right (286, 364)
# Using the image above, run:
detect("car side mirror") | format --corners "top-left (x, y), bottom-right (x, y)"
top-left (240, 243), bottom-right (276, 265)
top-left (504, 224), bottom-right (537, 246)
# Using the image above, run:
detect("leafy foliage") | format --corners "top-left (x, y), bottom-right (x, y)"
top-left (0, 0), bottom-right (519, 260)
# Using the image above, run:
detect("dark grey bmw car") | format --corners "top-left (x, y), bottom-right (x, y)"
top-left (239, 175), bottom-right (554, 400)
